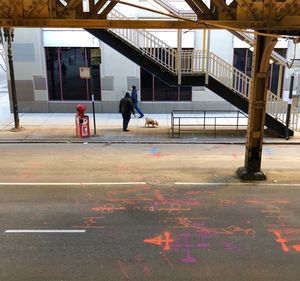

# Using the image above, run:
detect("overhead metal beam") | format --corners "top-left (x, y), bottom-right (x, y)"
top-left (0, 18), bottom-right (299, 34)
top-left (195, 0), bottom-right (215, 18)
top-left (0, 1), bottom-right (298, 35)
top-left (276, 0), bottom-right (299, 20)
top-left (67, 0), bottom-right (82, 10)
top-left (185, 0), bottom-right (214, 19)
top-left (211, 0), bottom-right (235, 20)
top-left (0, 19), bottom-right (202, 29)
top-left (98, 1), bottom-right (119, 19)
top-left (235, 0), bottom-right (260, 20)
top-left (90, 0), bottom-right (109, 16)
top-left (24, 0), bottom-right (48, 19)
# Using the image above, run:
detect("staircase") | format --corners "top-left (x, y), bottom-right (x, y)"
top-left (86, 10), bottom-right (299, 137)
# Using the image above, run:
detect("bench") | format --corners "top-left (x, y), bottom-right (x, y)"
top-left (171, 110), bottom-right (248, 138)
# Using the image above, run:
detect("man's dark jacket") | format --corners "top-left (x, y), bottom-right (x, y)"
top-left (119, 92), bottom-right (135, 116)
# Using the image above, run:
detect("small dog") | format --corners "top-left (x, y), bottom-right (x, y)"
top-left (145, 117), bottom-right (159, 127)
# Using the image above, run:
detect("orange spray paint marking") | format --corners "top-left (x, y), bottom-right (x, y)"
top-left (158, 207), bottom-right (190, 213)
top-left (161, 252), bottom-right (175, 269)
top-left (72, 216), bottom-right (105, 229)
top-left (153, 190), bottom-right (164, 201)
top-left (272, 231), bottom-right (289, 252)
top-left (117, 261), bottom-right (129, 280)
top-left (245, 199), bottom-right (289, 205)
top-left (227, 225), bottom-right (256, 235)
top-left (292, 245), bottom-right (300, 252)
top-left (144, 232), bottom-right (174, 250)
top-left (143, 265), bottom-right (151, 275)
top-left (91, 205), bottom-right (126, 213)
top-left (219, 199), bottom-right (237, 206)
top-left (185, 190), bottom-right (215, 195)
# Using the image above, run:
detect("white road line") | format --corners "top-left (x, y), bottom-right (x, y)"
top-left (175, 182), bottom-right (233, 186)
top-left (175, 182), bottom-right (300, 186)
top-left (4, 230), bottom-right (86, 233)
top-left (0, 182), bottom-right (299, 187)
top-left (0, 182), bottom-right (147, 186)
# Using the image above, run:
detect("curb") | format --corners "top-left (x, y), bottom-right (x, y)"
top-left (0, 138), bottom-right (299, 145)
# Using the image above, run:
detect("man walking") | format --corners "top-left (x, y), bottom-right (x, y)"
top-left (131, 85), bottom-right (144, 118)
top-left (119, 92), bottom-right (135, 132)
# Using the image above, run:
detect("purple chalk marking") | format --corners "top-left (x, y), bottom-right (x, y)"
top-left (182, 256), bottom-right (197, 263)
top-left (180, 233), bottom-right (198, 263)
top-left (222, 241), bottom-right (240, 252)
top-left (197, 240), bottom-right (210, 249)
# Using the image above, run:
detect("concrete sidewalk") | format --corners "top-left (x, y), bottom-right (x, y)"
top-left (0, 81), bottom-right (299, 144)
top-left (0, 111), bottom-right (299, 144)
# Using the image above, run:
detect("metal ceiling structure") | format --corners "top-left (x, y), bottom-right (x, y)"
top-left (1, 0), bottom-right (300, 180)
top-left (0, 0), bottom-right (299, 36)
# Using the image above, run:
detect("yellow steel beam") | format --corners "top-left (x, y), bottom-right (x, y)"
top-left (0, 1), bottom-right (9, 18)
top-left (276, 0), bottom-right (299, 20)
top-left (211, 0), bottom-right (235, 20)
top-left (99, 1), bottom-right (119, 19)
top-left (90, 0), bottom-right (109, 16)
top-left (0, 1), bottom-right (299, 36)
top-left (185, 0), bottom-right (214, 19)
top-left (67, 0), bottom-right (82, 9)
top-left (0, 19), bottom-right (203, 28)
top-left (236, 0), bottom-right (260, 20)
top-left (262, 0), bottom-right (276, 24)
top-left (24, 0), bottom-right (48, 19)
top-left (0, 18), bottom-right (299, 32)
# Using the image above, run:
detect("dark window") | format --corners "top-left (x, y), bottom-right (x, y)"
top-left (233, 48), bottom-right (286, 95)
top-left (269, 49), bottom-right (286, 96)
top-left (141, 69), bottom-right (153, 101)
top-left (233, 48), bottom-right (252, 76)
top-left (141, 68), bottom-right (191, 101)
top-left (45, 47), bottom-right (101, 101)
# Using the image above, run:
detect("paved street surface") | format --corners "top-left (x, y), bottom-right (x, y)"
top-left (0, 143), bottom-right (299, 280)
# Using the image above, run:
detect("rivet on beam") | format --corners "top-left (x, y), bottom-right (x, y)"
top-left (252, 131), bottom-right (261, 139)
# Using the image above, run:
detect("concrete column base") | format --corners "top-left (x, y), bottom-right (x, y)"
top-left (236, 166), bottom-right (266, 181)
top-left (10, 127), bottom-right (24, 132)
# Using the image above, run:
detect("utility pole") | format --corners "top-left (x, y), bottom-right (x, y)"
top-left (3, 27), bottom-right (21, 131)
top-left (285, 74), bottom-right (294, 140)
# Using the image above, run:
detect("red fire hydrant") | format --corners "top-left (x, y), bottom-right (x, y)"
top-left (75, 104), bottom-right (90, 138)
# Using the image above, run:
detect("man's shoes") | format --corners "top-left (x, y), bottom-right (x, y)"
top-left (139, 114), bottom-right (144, 118)
top-left (123, 129), bottom-right (129, 132)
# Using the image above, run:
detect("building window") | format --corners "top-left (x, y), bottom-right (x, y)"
top-left (233, 48), bottom-right (286, 96)
top-left (45, 47), bottom-right (101, 101)
top-left (141, 68), bottom-right (192, 101)
top-left (233, 48), bottom-right (252, 77)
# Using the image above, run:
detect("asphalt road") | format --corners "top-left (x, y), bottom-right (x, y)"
top-left (0, 143), bottom-right (300, 183)
top-left (0, 143), bottom-right (299, 280)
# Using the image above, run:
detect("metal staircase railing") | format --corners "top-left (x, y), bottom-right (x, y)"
top-left (107, 10), bottom-right (300, 131)
top-left (108, 10), bottom-right (177, 72)
top-left (183, 50), bottom-right (300, 131)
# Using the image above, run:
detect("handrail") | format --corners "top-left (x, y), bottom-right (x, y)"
top-left (171, 110), bottom-right (248, 138)
top-left (108, 10), bottom-right (177, 72)
top-left (107, 10), bottom-right (300, 131)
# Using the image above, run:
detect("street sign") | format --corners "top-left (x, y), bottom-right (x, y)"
top-left (79, 67), bottom-right (91, 79)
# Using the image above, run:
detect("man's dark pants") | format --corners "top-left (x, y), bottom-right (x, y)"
top-left (122, 113), bottom-right (131, 130)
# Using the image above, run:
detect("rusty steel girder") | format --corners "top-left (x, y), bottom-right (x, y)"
top-left (0, 1), bottom-right (298, 36)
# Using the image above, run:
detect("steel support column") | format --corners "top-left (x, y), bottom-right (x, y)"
top-left (3, 27), bottom-right (21, 131)
top-left (237, 34), bottom-right (277, 181)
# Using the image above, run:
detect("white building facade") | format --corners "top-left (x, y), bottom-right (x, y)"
top-left (3, 23), bottom-right (295, 113)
